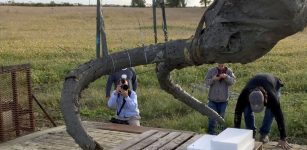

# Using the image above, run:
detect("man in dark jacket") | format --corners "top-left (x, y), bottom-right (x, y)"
top-left (234, 73), bottom-right (291, 150)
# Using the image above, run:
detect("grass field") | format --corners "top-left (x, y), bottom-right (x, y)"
top-left (0, 6), bottom-right (306, 144)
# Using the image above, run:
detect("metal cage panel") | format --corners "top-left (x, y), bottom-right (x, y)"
top-left (0, 64), bottom-right (34, 142)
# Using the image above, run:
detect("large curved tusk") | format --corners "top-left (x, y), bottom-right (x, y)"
top-left (156, 62), bottom-right (225, 123)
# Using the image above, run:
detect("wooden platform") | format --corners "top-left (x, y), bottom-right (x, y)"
top-left (3, 121), bottom-right (306, 150)
top-left (111, 129), bottom-right (262, 150)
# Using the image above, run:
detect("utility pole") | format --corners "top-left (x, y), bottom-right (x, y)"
top-left (96, 0), bottom-right (101, 58)
top-left (96, 0), bottom-right (108, 58)
top-left (152, 0), bottom-right (157, 44)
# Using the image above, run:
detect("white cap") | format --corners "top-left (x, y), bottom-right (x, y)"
top-left (121, 74), bottom-right (127, 79)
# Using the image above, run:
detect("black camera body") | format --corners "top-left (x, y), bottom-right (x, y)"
top-left (120, 78), bottom-right (129, 91)
top-left (121, 84), bottom-right (129, 91)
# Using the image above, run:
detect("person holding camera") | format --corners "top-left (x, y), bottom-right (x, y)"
top-left (234, 73), bottom-right (291, 149)
top-left (205, 63), bottom-right (236, 135)
top-left (105, 67), bottom-right (137, 99)
top-left (107, 78), bottom-right (140, 126)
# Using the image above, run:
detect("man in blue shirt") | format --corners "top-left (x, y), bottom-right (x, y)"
top-left (105, 68), bottom-right (137, 99)
top-left (108, 79), bottom-right (140, 126)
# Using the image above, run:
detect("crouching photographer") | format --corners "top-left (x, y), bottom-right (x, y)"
top-left (107, 78), bottom-right (141, 126)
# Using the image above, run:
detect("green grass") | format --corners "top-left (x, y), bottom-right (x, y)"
top-left (0, 6), bottom-right (307, 144)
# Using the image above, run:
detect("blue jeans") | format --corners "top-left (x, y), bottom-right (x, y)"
top-left (208, 100), bottom-right (228, 135)
top-left (244, 105), bottom-right (274, 136)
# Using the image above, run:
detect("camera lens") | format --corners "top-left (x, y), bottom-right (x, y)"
top-left (121, 84), bottom-right (129, 90)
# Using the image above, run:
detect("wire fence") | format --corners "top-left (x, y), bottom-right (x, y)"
top-left (0, 64), bottom-right (35, 142)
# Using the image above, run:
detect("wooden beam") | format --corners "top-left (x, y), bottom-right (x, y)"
top-left (175, 134), bottom-right (202, 150)
top-left (111, 130), bottom-right (158, 150)
top-left (159, 132), bottom-right (194, 150)
top-left (143, 132), bottom-right (181, 150)
top-left (127, 131), bottom-right (168, 150)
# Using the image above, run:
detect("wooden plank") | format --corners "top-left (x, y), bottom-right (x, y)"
top-left (0, 125), bottom-right (65, 148)
top-left (99, 123), bottom-right (151, 134)
top-left (175, 134), bottom-right (202, 150)
top-left (38, 141), bottom-right (79, 150)
top-left (143, 132), bottom-right (181, 150)
top-left (97, 122), bottom-right (195, 134)
top-left (111, 130), bottom-right (158, 150)
top-left (264, 142), bottom-right (307, 150)
top-left (159, 132), bottom-right (194, 150)
top-left (82, 121), bottom-right (106, 129)
top-left (15, 140), bottom-right (71, 150)
top-left (34, 139), bottom-right (80, 150)
top-left (127, 131), bottom-right (169, 150)
top-left (37, 134), bottom-right (77, 146)
top-left (19, 141), bottom-right (50, 150)
top-left (254, 142), bottom-right (263, 150)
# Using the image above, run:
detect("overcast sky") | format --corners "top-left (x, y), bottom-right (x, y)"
top-left (0, 0), bottom-right (202, 6)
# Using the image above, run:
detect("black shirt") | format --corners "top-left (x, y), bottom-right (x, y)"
top-left (234, 73), bottom-right (286, 140)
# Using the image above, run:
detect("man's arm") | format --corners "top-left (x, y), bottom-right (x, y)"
top-left (107, 91), bottom-right (118, 108)
top-left (224, 69), bottom-right (236, 85)
top-left (130, 68), bottom-right (138, 91)
top-left (124, 91), bottom-right (138, 111)
top-left (105, 75), bottom-right (115, 98)
top-left (234, 89), bottom-right (248, 128)
top-left (267, 90), bottom-right (287, 140)
top-left (205, 68), bottom-right (217, 86)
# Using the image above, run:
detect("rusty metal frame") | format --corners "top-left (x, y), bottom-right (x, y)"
top-left (0, 64), bottom-right (35, 142)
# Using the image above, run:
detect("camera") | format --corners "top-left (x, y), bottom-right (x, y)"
top-left (119, 78), bottom-right (129, 91)
top-left (120, 84), bottom-right (129, 91)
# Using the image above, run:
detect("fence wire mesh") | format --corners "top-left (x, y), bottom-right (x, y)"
top-left (0, 64), bottom-right (34, 142)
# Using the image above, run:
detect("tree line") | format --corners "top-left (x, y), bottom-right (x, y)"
top-left (132, 0), bottom-right (212, 7)
top-left (1, 1), bottom-right (77, 6)
top-left (1, 0), bottom-right (212, 7)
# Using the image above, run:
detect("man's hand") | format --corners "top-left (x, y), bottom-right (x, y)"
top-left (213, 75), bottom-right (221, 81)
top-left (115, 85), bottom-right (121, 94)
top-left (120, 90), bottom-right (129, 98)
top-left (220, 73), bottom-right (227, 79)
top-left (277, 140), bottom-right (292, 150)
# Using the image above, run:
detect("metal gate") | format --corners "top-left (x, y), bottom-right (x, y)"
top-left (0, 64), bottom-right (35, 142)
